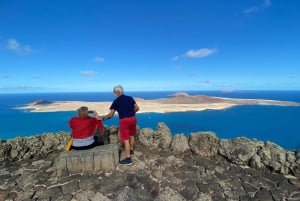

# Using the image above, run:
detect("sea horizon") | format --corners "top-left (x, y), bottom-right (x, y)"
top-left (1, 90), bottom-right (299, 150)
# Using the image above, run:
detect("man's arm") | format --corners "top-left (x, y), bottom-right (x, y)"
top-left (102, 109), bottom-right (116, 120)
top-left (134, 103), bottom-right (139, 112)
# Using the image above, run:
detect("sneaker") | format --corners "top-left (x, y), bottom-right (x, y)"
top-left (119, 158), bottom-right (133, 166)
top-left (130, 150), bottom-right (134, 157)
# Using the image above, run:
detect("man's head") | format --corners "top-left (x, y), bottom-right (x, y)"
top-left (113, 85), bottom-right (124, 96)
top-left (77, 106), bottom-right (89, 117)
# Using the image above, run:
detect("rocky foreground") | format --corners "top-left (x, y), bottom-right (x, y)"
top-left (1, 123), bottom-right (300, 201)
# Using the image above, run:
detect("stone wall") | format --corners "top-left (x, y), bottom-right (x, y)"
top-left (55, 144), bottom-right (119, 176)
top-left (137, 122), bottom-right (300, 176)
top-left (1, 123), bottom-right (300, 176)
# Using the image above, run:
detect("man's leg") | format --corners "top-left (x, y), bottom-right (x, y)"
top-left (119, 139), bottom-right (133, 165)
top-left (129, 136), bottom-right (135, 151)
top-left (124, 139), bottom-right (130, 158)
top-left (129, 116), bottom-right (137, 154)
top-left (119, 118), bottom-right (134, 165)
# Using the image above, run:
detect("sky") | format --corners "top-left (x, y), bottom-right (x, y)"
top-left (0, 0), bottom-right (300, 93)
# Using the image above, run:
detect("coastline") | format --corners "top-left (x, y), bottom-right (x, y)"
top-left (15, 94), bottom-right (299, 114)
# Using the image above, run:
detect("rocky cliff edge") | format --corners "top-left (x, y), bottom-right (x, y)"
top-left (0, 123), bottom-right (300, 201)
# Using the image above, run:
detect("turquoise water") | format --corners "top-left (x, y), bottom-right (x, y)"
top-left (0, 91), bottom-right (299, 150)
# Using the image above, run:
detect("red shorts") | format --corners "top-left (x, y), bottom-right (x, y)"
top-left (119, 116), bottom-right (137, 141)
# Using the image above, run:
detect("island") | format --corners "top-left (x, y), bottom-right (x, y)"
top-left (15, 92), bottom-right (299, 113)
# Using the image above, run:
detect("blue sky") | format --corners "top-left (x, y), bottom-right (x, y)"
top-left (0, 0), bottom-right (299, 93)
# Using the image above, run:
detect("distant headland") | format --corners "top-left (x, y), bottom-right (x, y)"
top-left (15, 93), bottom-right (299, 113)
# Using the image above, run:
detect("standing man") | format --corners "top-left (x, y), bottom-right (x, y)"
top-left (102, 85), bottom-right (139, 165)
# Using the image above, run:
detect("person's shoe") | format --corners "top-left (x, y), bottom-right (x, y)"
top-left (130, 150), bottom-right (134, 157)
top-left (119, 158), bottom-right (133, 166)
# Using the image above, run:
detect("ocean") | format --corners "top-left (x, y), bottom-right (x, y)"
top-left (0, 90), bottom-right (299, 150)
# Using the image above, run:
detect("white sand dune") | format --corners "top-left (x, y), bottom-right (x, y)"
top-left (15, 94), bottom-right (299, 115)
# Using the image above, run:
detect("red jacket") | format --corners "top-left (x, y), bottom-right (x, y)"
top-left (69, 116), bottom-right (103, 139)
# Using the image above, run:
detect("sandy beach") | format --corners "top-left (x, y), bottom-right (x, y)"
top-left (16, 94), bottom-right (299, 114)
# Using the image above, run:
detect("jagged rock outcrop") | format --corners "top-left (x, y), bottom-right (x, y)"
top-left (1, 124), bottom-right (300, 176)
top-left (219, 137), bottom-right (258, 165)
top-left (189, 131), bottom-right (219, 157)
top-left (0, 131), bottom-right (69, 163)
top-left (170, 134), bottom-right (190, 154)
top-left (138, 122), bottom-right (172, 150)
top-left (0, 123), bottom-right (300, 200)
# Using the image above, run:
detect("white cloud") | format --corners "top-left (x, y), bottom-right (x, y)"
top-left (94, 57), bottom-right (105, 62)
top-left (171, 56), bottom-right (179, 61)
top-left (185, 48), bottom-right (217, 58)
top-left (80, 71), bottom-right (97, 76)
top-left (188, 72), bottom-right (198, 77)
top-left (199, 80), bottom-right (213, 84)
top-left (172, 48), bottom-right (217, 61)
top-left (243, 6), bottom-right (260, 14)
top-left (0, 85), bottom-right (42, 92)
top-left (264, 0), bottom-right (272, 7)
top-left (7, 38), bottom-right (33, 55)
top-left (243, 0), bottom-right (272, 14)
top-left (0, 75), bottom-right (9, 79)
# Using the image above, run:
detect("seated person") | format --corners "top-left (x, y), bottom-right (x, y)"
top-left (69, 106), bottom-right (103, 150)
